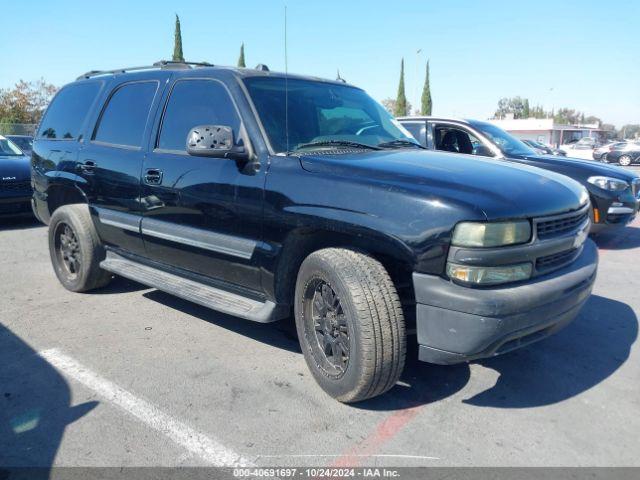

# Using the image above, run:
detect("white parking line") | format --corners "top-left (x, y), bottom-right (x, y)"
top-left (39, 348), bottom-right (251, 467)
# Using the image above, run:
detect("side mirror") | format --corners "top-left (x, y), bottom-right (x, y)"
top-left (186, 125), bottom-right (248, 160)
top-left (474, 145), bottom-right (494, 157)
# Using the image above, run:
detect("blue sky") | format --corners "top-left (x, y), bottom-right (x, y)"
top-left (2, 0), bottom-right (638, 127)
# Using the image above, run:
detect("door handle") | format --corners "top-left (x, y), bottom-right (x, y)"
top-left (79, 160), bottom-right (97, 173)
top-left (144, 168), bottom-right (163, 185)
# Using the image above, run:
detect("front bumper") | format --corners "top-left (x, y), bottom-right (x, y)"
top-left (414, 239), bottom-right (598, 364)
top-left (589, 189), bottom-right (639, 232)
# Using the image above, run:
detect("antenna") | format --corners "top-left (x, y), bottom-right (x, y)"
top-left (284, 5), bottom-right (289, 155)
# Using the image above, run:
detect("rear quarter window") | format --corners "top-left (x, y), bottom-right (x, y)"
top-left (37, 81), bottom-right (103, 140)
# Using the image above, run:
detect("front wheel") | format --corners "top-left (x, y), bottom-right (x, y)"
top-left (49, 204), bottom-right (112, 292)
top-left (618, 155), bottom-right (632, 166)
top-left (294, 248), bottom-right (406, 403)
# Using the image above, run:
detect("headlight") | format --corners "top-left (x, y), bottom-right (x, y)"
top-left (587, 176), bottom-right (628, 192)
top-left (447, 262), bottom-right (533, 286)
top-left (452, 221), bottom-right (531, 247)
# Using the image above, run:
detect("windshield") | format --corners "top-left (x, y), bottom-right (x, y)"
top-left (243, 77), bottom-right (417, 153)
top-left (0, 138), bottom-right (24, 156)
top-left (469, 121), bottom-right (536, 156)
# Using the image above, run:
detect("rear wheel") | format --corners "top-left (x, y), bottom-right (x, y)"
top-left (294, 248), bottom-right (406, 403)
top-left (49, 204), bottom-right (112, 292)
top-left (618, 155), bottom-right (632, 166)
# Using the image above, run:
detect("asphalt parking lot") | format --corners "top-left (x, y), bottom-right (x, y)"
top-left (1, 173), bottom-right (639, 468)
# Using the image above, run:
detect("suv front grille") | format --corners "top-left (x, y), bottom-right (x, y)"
top-left (0, 180), bottom-right (31, 193)
top-left (536, 210), bottom-right (588, 239)
top-left (536, 248), bottom-right (580, 271)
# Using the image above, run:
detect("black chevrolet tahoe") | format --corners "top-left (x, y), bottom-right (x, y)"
top-left (32, 61), bottom-right (598, 402)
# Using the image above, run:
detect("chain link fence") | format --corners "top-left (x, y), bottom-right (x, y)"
top-left (0, 123), bottom-right (37, 136)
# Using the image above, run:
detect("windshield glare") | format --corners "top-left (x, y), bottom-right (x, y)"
top-left (0, 138), bottom-right (24, 156)
top-left (244, 77), bottom-right (417, 153)
top-left (470, 121), bottom-right (536, 156)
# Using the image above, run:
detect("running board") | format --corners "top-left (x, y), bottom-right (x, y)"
top-left (100, 251), bottom-right (277, 323)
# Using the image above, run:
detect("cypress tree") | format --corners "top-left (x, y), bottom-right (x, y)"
top-left (394, 59), bottom-right (407, 117)
top-left (173, 15), bottom-right (185, 62)
top-left (237, 43), bottom-right (246, 68)
top-left (523, 98), bottom-right (530, 118)
top-left (420, 60), bottom-right (432, 115)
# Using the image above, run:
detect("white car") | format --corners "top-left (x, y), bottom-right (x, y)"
top-left (560, 137), bottom-right (600, 160)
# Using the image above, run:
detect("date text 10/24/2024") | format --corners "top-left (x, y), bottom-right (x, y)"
top-left (233, 468), bottom-right (401, 478)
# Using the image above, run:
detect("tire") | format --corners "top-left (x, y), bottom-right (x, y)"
top-left (48, 204), bottom-right (112, 292)
top-left (600, 153), bottom-right (608, 163)
top-left (294, 248), bottom-right (406, 403)
top-left (618, 155), bottom-right (632, 167)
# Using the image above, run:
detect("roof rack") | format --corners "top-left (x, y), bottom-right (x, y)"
top-left (76, 60), bottom-right (215, 80)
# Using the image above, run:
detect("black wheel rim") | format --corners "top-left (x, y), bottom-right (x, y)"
top-left (55, 222), bottom-right (81, 280)
top-left (303, 279), bottom-right (350, 378)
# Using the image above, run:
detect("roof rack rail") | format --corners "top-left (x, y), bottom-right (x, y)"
top-left (76, 60), bottom-right (215, 80)
top-left (153, 60), bottom-right (214, 69)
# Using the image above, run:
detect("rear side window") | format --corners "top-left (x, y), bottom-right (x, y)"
top-left (158, 79), bottom-right (240, 151)
top-left (93, 81), bottom-right (158, 148)
top-left (37, 82), bottom-right (102, 140)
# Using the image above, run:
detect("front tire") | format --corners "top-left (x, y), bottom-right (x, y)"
top-left (294, 248), bottom-right (406, 403)
top-left (49, 204), bottom-right (112, 292)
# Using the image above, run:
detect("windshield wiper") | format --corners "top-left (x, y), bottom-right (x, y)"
top-left (377, 139), bottom-right (425, 149)
top-left (294, 140), bottom-right (381, 151)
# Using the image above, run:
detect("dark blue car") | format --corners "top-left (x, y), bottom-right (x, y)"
top-left (0, 135), bottom-right (33, 218)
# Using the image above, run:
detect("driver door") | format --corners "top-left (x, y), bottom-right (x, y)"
top-left (140, 77), bottom-right (265, 292)
top-left (428, 122), bottom-right (495, 158)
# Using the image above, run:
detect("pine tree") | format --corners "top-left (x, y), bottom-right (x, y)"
top-left (237, 43), bottom-right (246, 68)
top-left (420, 60), bottom-right (432, 115)
top-left (173, 15), bottom-right (185, 62)
top-left (394, 59), bottom-right (407, 117)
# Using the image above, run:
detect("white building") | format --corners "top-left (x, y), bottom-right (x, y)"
top-left (487, 117), bottom-right (608, 147)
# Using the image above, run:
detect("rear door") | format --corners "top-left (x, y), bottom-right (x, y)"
top-left (77, 74), bottom-right (168, 256)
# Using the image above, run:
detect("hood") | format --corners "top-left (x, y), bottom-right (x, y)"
top-left (0, 154), bottom-right (31, 182)
top-left (299, 150), bottom-right (588, 220)
top-left (509, 153), bottom-right (639, 182)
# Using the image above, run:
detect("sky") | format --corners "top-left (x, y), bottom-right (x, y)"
top-left (2, 0), bottom-right (639, 127)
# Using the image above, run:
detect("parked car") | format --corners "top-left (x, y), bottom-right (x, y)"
top-left (592, 141), bottom-right (626, 161)
top-left (6, 135), bottom-right (34, 156)
top-left (33, 62), bottom-right (597, 402)
top-left (522, 139), bottom-right (566, 156)
top-left (604, 142), bottom-right (640, 166)
top-left (398, 116), bottom-right (640, 234)
top-left (0, 135), bottom-right (33, 218)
